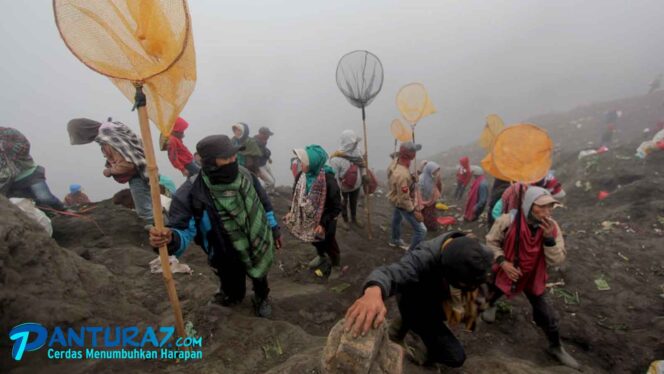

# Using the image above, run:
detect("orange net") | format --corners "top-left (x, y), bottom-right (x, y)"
top-left (478, 114), bottom-right (505, 150)
top-left (396, 82), bottom-right (436, 125)
top-left (390, 118), bottom-right (413, 142)
top-left (482, 123), bottom-right (552, 183)
top-left (53, 0), bottom-right (196, 135)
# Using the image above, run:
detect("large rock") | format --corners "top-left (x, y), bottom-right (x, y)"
top-left (322, 319), bottom-right (403, 374)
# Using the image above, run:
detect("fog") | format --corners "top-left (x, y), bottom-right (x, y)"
top-left (2, 0), bottom-right (663, 200)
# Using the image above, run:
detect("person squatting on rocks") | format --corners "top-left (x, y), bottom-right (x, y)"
top-left (482, 186), bottom-right (580, 369)
top-left (0, 127), bottom-right (66, 211)
top-left (454, 156), bottom-right (472, 200)
top-left (418, 161), bottom-right (442, 232)
top-left (387, 141), bottom-right (427, 251)
top-left (231, 122), bottom-right (264, 174)
top-left (285, 145), bottom-right (342, 278)
top-left (463, 166), bottom-right (488, 222)
top-left (149, 135), bottom-right (282, 318)
top-left (96, 121), bottom-right (153, 223)
top-left (329, 130), bottom-right (366, 230)
top-left (343, 233), bottom-right (493, 368)
top-left (64, 183), bottom-right (91, 207)
top-left (166, 117), bottom-right (200, 177)
top-left (253, 126), bottom-right (276, 194)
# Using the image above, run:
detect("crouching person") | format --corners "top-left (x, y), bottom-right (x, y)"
top-left (149, 135), bottom-right (282, 318)
top-left (343, 233), bottom-right (493, 368)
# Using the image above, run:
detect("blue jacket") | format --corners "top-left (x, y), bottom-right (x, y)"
top-left (166, 167), bottom-right (279, 264)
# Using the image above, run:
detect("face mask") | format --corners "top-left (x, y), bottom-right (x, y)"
top-left (203, 160), bottom-right (239, 184)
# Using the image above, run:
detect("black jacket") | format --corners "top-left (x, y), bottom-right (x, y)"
top-left (364, 231), bottom-right (468, 300)
top-left (166, 167), bottom-right (278, 264)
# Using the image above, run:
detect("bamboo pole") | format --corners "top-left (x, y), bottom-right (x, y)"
top-left (361, 106), bottom-right (373, 240)
top-left (133, 83), bottom-right (187, 343)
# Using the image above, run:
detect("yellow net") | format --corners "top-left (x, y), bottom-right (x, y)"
top-left (396, 83), bottom-right (436, 125)
top-left (478, 114), bottom-right (505, 150)
top-left (53, 0), bottom-right (196, 135)
top-left (482, 123), bottom-right (552, 183)
top-left (390, 118), bottom-right (412, 142)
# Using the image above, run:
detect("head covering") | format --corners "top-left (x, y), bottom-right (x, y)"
top-left (231, 122), bottom-right (249, 144)
top-left (419, 161), bottom-right (440, 201)
top-left (69, 184), bottom-right (81, 193)
top-left (95, 122), bottom-right (148, 180)
top-left (67, 118), bottom-right (102, 145)
top-left (295, 145), bottom-right (334, 193)
top-left (292, 148), bottom-right (309, 169)
top-left (441, 236), bottom-right (493, 290)
top-left (521, 186), bottom-right (555, 215)
top-left (470, 165), bottom-right (484, 176)
top-left (173, 117), bottom-right (189, 132)
top-left (258, 127), bottom-right (274, 136)
top-left (197, 135), bottom-right (245, 163)
top-left (339, 130), bottom-right (362, 156)
top-left (398, 141), bottom-right (421, 161)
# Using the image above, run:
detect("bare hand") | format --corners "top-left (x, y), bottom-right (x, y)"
top-left (344, 286), bottom-right (387, 337)
top-left (149, 227), bottom-right (173, 248)
top-left (540, 216), bottom-right (555, 238)
top-left (414, 211), bottom-right (424, 223)
top-left (274, 236), bottom-right (283, 250)
top-left (500, 261), bottom-right (522, 282)
top-left (103, 168), bottom-right (112, 178)
top-left (314, 225), bottom-right (325, 237)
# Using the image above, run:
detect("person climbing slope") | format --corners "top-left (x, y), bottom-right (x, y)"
top-left (285, 145), bottom-right (342, 278)
top-left (149, 135), bottom-right (281, 318)
top-left (1, 126), bottom-right (65, 211)
top-left (329, 130), bottom-right (366, 230)
top-left (482, 186), bottom-right (580, 369)
top-left (166, 117), bottom-right (200, 177)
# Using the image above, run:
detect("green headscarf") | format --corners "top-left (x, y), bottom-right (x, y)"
top-left (305, 145), bottom-right (334, 193)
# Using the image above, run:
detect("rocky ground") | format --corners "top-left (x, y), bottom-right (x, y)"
top-left (1, 92), bottom-right (663, 373)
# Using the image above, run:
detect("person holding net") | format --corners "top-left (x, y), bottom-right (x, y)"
top-left (329, 129), bottom-right (366, 230)
top-left (149, 135), bottom-right (281, 318)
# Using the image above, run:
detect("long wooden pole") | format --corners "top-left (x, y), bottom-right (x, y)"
top-left (134, 83), bottom-right (187, 342)
top-left (361, 106), bottom-right (373, 240)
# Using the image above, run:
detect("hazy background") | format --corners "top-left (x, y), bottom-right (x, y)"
top-left (2, 0), bottom-right (663, 200)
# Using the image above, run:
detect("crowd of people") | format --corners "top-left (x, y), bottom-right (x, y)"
top-left (1, 118), bottom-right (583, 370)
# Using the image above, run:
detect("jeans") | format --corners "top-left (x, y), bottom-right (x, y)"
top-left (257, 165), bottom-right (275, 192)
top-left (31, 181), bottom-right (65, 211)
top-left (391, 207), bottom-right (427, 251)
top-left (128, 176), bottom-right (153, 222)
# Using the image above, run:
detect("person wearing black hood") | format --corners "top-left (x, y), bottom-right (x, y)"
top-left (343, 233), bottom-right (493, 368)
top-left (148, 135), bottom-right (282, 318)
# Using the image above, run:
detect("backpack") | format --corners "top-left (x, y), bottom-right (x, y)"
top-left (340, 163), bottom-right (360, 190)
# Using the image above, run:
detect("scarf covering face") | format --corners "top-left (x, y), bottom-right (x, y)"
top-left (202, 172), bottom-right (275, 278)
top-left (419, 161), bottom-right (441, 202)
top-left (304, 145), bottom-right (334, 193)
top-left (285, 169), bottom-right (328, 242)
top-left (203, 160), bottom-right (239, 184)
top-left (95, 122), bottom-right (148, 180)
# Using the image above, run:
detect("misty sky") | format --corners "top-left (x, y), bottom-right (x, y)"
top-left (2, 0), bottom-right (663, 200)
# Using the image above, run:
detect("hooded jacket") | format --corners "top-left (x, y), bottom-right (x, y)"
top-left (329, 130), bottom-right (364, 192)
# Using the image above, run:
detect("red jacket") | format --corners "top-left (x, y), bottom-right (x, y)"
top-left (167, 136), bottom-right (194, 172)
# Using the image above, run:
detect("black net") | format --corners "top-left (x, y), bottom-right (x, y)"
top-left (336, 50), bottom-right (384, 109)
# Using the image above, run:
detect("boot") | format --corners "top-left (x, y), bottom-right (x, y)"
top-left (481, 305), bottom-right (497, 323)
top-left (252, 295), bottom-right (272, 318)
top-left (547, 345), bottom-right (580, 370)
